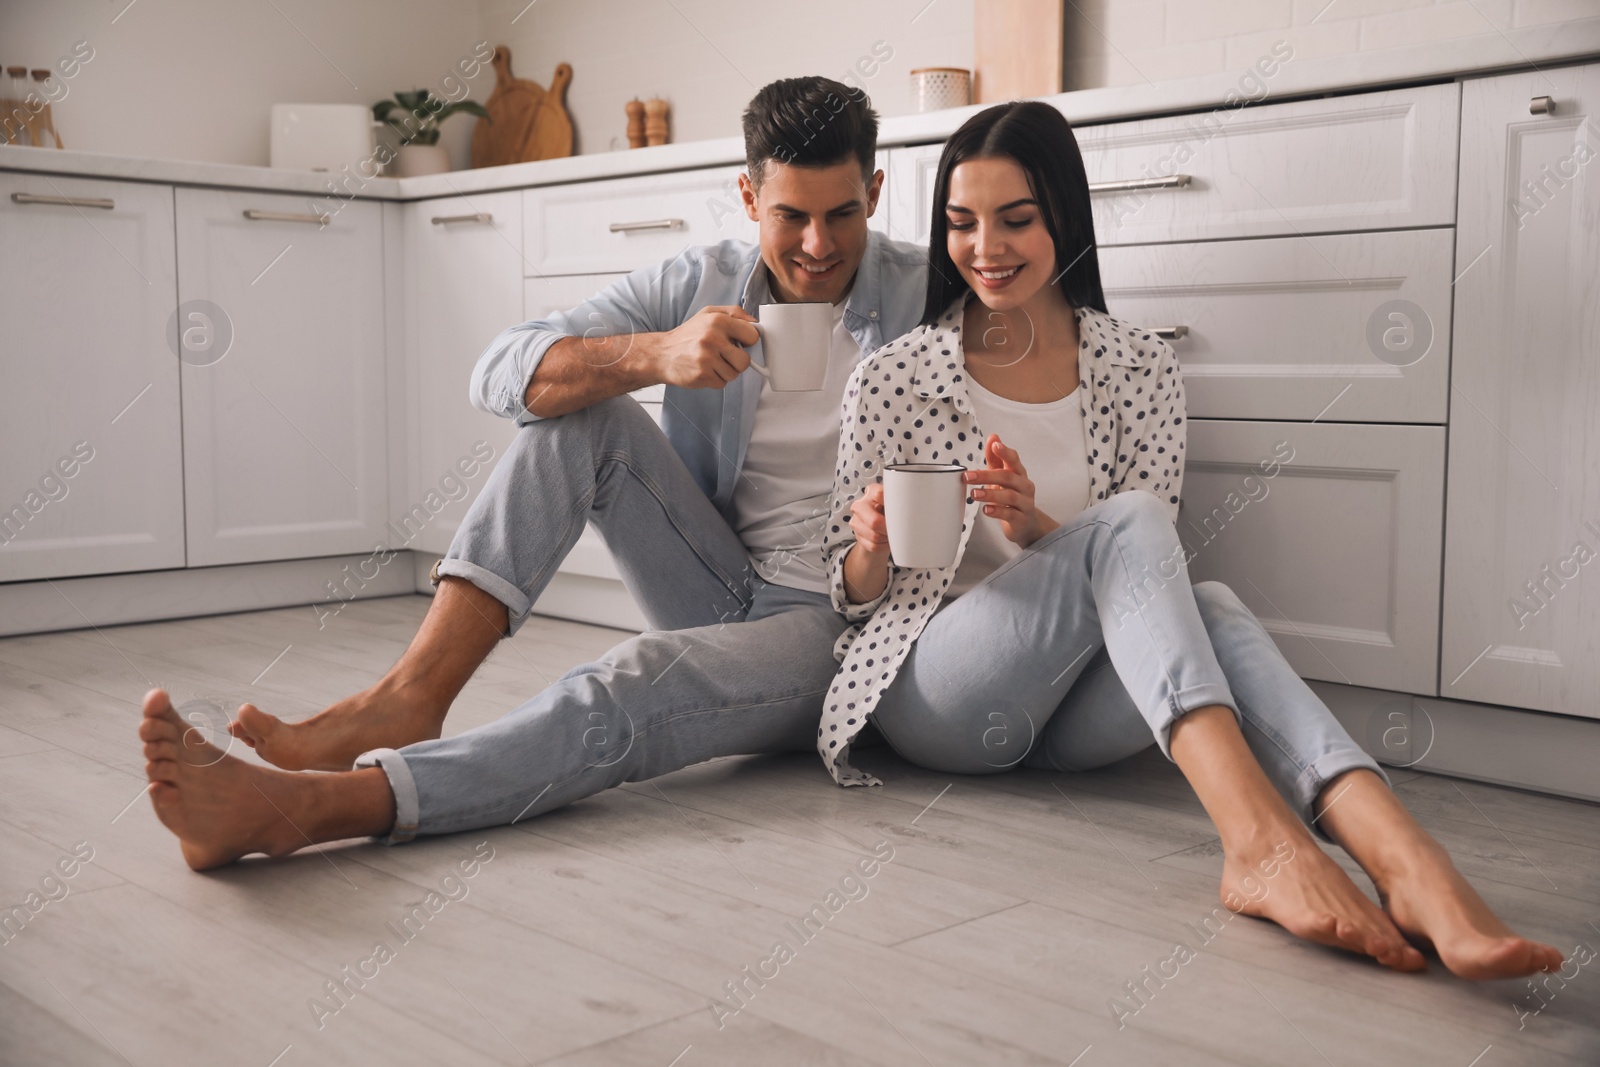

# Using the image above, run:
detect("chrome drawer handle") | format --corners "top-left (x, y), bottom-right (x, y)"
top-left (431, 212), bottom-right (493, 225)
top-left (243, 209), bottom-right (330, 225)
top-left (609, 218), bottom-right (683, 233)
top-left (1153, 325), bottom-right (1189, 340)
top-left (12, 192), bottom-right (115, 210)
top-left (1530, 96), bottom-right (1556, 115)
top-left (1089, 175), bottom-right (1192, 194)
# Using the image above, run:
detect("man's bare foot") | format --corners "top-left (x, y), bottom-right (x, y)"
top-left (1374, 837), bottom-right (1565, 980)
top-left (1221, 827), bottom-right (1428, 973)
top-left (230, 680), bottom-right (444, 772)
top-left (141, 689), bottom-right (320, 870)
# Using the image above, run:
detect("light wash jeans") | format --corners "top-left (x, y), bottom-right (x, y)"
top-left (359, 399), bottom-right (1381, 843)
top-left (868, 492), bottom-right (1387, 836)
top-left (358, 396), bottom-right (851, 842)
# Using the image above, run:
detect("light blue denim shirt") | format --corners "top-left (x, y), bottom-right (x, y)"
top-left (468, 230), bottom-right (929, 516)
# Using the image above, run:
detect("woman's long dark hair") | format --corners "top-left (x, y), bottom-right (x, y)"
top-left (920, 101), bottom-right (1107, 325)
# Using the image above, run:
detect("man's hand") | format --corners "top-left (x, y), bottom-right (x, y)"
top-left (653, 305), bottom-right (761, 389)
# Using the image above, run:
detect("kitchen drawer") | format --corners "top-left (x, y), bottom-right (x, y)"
top-left (523, 165), bottom-right (757, 276)
top-left (523, 152), bottom-right (894, 277)
top-left (1078, 82), bottom-right (1459, 245)
top-left (1101, 228), bottom-right (1453, 422)
top-left (1178, 420), bottom-right (1444, 695)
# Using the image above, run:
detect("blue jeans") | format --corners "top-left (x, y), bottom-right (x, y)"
top-left (868, 496), bottom-right (1387, 835)
top-left (358, 397), bottom-right (850, 842)
top-left (360, 398), bottom-right (1381, 842)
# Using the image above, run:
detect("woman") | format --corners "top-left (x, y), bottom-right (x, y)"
top-left (819, 101), bottom-right (1561, 980)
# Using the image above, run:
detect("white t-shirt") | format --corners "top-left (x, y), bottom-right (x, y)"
top-left (948, 375), bottom-right (1091, 597)
top-left (731, 299), bottom-right (859, 593)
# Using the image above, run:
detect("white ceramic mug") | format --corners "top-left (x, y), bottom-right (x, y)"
top-left (750, 301), bottom-right (831, 391)
top-left (882, 463), bottom-right (967, 569)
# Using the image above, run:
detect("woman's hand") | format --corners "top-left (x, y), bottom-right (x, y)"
top-left (842, 484), bottom-right (892, 604)
top-left (966, 434), bottom-right (1058, 548)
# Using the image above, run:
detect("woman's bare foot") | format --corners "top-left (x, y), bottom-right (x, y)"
top-left (141, 689), bottom-right (321, 869)
top-left (230, 680), bottom-right (445, 772)
top-left (1373, 837), bottom-right (1565, 980)
top-left (1220, 827), bottom-right (1428, 973)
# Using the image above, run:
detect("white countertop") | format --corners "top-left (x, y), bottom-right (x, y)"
top-left (4, 19), bottom-right (1598, 202)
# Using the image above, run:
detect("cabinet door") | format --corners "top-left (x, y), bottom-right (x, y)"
top-left (1441, 64), bottom-right (1600, 718)
top-left (176, 189), bottom-right (388, 566)
top-left (0, 175), bottom-right (185, 581)
top-left (1100, 229), bottom-right (1453, 422)
top-left (887, 143), bottom-right (942, 247)
top-left (1180, 421), bottom-right (1445, 695)
top-left (404, 191), bottom-right (524, 557)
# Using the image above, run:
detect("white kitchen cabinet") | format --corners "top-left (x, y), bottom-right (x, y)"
top-left (1100, 229), bottom-right (1453, 422)
top-left (1440, 63), bottom-right (1600, 719)
top-left (890, 83), bottom-right (1459, 248)
top-left (176, 188), bottom-right (389, 566)
top-left (523, 152), bottom-right (892, 277)
top-left (0, 175), bottom-right (185, 581)
top-left (1180, 420), bottom-right (1445, 695)
top-left (403, 190), bottom-right (525, 558)
top-left (1076, 83), bottom-right (1459, 245)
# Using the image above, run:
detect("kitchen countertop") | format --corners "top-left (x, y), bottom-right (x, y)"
top-left (4, 18), bottom-right (1598, 202)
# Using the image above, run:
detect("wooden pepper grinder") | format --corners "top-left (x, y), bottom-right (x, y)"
top-left (643, 97), bottom-right (669, 147)
top-left (624, 99), bottom-right (646, 149)
top-left (29, 69), bottom-right (63, 148)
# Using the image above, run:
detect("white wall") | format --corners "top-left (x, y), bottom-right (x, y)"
top-left (0, 0), bottom-right (487, 169)
top-left (1062, 0), bottom-right (1599, 89)
top-left (476, 0), bottom-right (975, 154)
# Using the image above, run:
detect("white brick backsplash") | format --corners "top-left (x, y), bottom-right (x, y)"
top-left (1068, 0), bottom-right (1590, 92)
top-left (1358, 0), bottom-right (1514, 50)
top-left (1223, 20), bottom-right (1363, 70)
top-left (1515, 0), bottom-right (1600, 28)
top-left (1166, 0), bottom-right (1295, 44)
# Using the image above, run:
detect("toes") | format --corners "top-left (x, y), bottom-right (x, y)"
top-left (146, 757), bottom-right (178, 785)
top-left (139, 716), bottom-right (178, 743)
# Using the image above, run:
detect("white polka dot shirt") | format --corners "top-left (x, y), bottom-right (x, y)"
top-left (817, 300), bottom-right (1186, 786)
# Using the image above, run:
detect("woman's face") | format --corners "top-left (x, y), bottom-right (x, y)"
top-left (944, 156), bottom-right (1058, 313)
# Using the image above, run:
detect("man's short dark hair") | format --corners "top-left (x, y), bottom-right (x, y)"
top-left (741, 77), bottom-right (878, 188)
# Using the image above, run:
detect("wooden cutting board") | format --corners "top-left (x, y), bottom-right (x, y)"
top-left (470, 46), bottom-right (573, 168)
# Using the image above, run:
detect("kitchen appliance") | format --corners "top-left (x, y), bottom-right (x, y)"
top-left (270, 103), bottom-right (374, 172)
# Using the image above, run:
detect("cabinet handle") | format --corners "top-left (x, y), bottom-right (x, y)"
top-left (243, 209), bottom-right (330, 225)
top-left (1530, 96), bottom-right (1556, 115)
top-left (1152, 325), bottom-right (1189, 340)
top-left (431, 212), bottom-right (493, 225)
top-left (609, 218), bottom-right (683, 233)
top-left (1089, 175), bottom-right (1192, 194)
top-left (11, 192), bottom-right (115, 210)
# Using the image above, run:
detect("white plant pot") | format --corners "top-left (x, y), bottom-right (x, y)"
top-left (393, 143), bottom-right (450, 177)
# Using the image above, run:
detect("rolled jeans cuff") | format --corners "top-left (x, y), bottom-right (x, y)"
top-left (432, 557), bottom-right (529, 636)
top-left (1151, 682), bottom-right (1240, 760)
top-left (354, 747), bottom-right (419, 845)
top-left (1297, 750), bottom-right (1391, 843)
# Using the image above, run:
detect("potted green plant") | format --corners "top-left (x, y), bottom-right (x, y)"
top-left (373, 89), bottom-right (489, 177)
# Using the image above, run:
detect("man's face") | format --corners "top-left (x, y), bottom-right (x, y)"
top-left (740, 158), bottom-right (883, 305)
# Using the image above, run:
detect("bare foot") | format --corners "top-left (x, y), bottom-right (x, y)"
top-left (1221, 828), bottom-right (1428, 973)
top-left (141, 689), bottom-right (317, 870)
top-left (1374, 838), bottom-right (1565, 980)
top-left (230, 679), bottom-right (443, 772)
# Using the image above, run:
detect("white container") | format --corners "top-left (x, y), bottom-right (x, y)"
top-left (911, 68), bottom-right (972, 113)
top-left (270, 104), bottom-right (374, 173)
top-left (883, 463), bottom-right (967, 569)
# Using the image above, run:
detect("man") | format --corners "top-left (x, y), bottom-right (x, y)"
top-left (141, 77), bottom-right (929, 867)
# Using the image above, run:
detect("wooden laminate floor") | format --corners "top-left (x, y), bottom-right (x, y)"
top-left (1, 595), bottom-right (1596, 1066)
